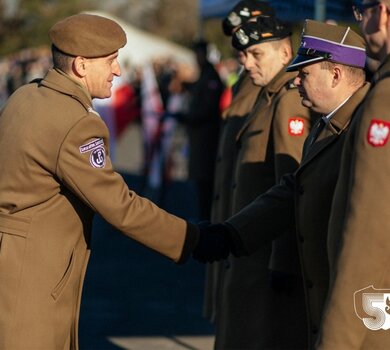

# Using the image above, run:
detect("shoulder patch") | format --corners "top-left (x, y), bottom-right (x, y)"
top-left (79, 138), bottom-right (104, 153)
top-left (90, 147), bottom-right (106, 168)
top-left (288, 117), bottom-right (305, 136)
top-left (367, 119), bottom-right (390, 147)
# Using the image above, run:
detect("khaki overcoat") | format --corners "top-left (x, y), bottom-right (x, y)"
top-left (226, 82), bottom-right (369, 349)
top-left (203, 72), bottom-right (261, 322)
top-left (0, 69), bottom-right (198, 350)
top-left (318, 56), bottom-right (390, 349)
top-left (215, 68), bottom-right (313, 349)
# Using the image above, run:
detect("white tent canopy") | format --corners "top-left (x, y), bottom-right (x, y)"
top-left (86, 11), bottom-right (195, 67)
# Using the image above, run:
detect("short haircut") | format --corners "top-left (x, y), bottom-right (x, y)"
top-left (51, 44), bottom-right (74, 72)
top-left (320, 60), bottom-right (366, 86)
top-left (269, 36), bottom-right (293, 50)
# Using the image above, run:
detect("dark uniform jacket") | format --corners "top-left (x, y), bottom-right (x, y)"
top-left (181, 61), bottom-right (224, 220)
top-left (318, 56), bottom-right (390, 349)
top-left (182, 61), bottom-right (224, 183)
top-left (226, 82), bottom-right (370, 349)
top-left (203, 72), bottom-right (261, 322)
top-left (215, 68), bottom-right (313, 350)
top-left (0, 69), bottom-right (198, 350)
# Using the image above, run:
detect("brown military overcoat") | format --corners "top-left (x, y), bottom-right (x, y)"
top-left (226, 82), bottom-right (369, 349)
top-left (0, 69), bottom-right (198, 350)
top-left (318, 56), bottom-right (390, 349)
top-left (215, 68), bottom-right (313, 349)
top-left (203, 71), bottom-right (261, 322)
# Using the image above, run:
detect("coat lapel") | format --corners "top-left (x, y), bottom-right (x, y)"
top-left (298, 83), bottom-right (370, 171)
top-left (236, 69), bottom-right (297, 141)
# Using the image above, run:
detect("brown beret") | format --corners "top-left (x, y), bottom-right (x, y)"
top-left (49, 14), bottom-right (127, 58)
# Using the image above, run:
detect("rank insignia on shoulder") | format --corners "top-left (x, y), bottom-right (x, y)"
top-left (286, 79), bottom-right (297, 90)
top-left (88, 106), bottom-right (101, 118)
top-left (367, 119), bottom-right (390, 147)
top-left (288, 117), bottom-right (305, 136)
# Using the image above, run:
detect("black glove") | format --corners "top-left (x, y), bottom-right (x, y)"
top-left (192, 222), bottom-right (233, 263)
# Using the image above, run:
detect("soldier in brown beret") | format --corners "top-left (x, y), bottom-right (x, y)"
top-left (0, 13), bottom-right (232, 350)
top-left (318, 1), bottom-right (390, 348)
top-left (194, 19), bottom-right (369, 349)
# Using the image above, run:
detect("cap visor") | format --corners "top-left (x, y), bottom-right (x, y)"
top-left (286, 55), bottom-right (324, 72)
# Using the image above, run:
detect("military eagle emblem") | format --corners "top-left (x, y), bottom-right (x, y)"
top-left (288, 117), bottom-right (305, 136)
top-left (368, 119), bottom-right (390, 147)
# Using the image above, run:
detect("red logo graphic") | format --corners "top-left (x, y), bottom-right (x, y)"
top-left (367, 119), bottom-right (390, 147)
top-left (288, 117), bottom-right (305, 136)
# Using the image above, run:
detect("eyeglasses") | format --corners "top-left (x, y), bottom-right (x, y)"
top-left (353, 1), bottom-right (380, 21)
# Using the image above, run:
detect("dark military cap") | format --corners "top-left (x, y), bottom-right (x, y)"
top-left (49, 14), bottom-right (127, 58)
top-left (286, 19), bottom-right (366, 71)
top-left (232, 16), bottom-right (291, 51)
top-left (222, 0), bottom-right (275, 36)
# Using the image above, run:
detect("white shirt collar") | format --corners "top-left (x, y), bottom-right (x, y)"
top-left (323, 95), bottom-right (352, 122)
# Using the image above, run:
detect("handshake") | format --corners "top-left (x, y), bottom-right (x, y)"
top-left (192, 221), bottom-right (243, 263)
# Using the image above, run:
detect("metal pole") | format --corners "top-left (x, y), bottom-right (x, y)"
top-left (314, 0), bottom-right (327, 22)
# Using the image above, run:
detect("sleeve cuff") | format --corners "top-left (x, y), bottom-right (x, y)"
top-left (177, 222), bottom-right (200, 264)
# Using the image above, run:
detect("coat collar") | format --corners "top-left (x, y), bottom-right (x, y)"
top-left (236, 67), bottom-right (297, 140)
top-left (372, 54), bottom-right (390, 86)
top-left (299, 82), bottom-right (370, 168)
top-left (321, 82), bottom-right (370, 138)
top-left (41, 68), bottom-right (93, 112)
top-left (263, 66), bottom-right (297, 95)
top-left (223, 72), bottom-right (262, 119)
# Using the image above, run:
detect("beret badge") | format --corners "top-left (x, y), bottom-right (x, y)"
top-left (250, 31), bottom-right (260, 41)
top-left (228, 12), bottom-right (242, 26)
top-left (236, 28), bottom-right (250, 46)
top-left (239, 7), bottom-right (251, 17)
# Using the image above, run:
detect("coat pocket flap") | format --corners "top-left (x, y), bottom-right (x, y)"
top-left (0, 212), bottom-right (31, 238)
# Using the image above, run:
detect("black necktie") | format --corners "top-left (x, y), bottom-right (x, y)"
top-left (309, 117), bottom-right (327, 146)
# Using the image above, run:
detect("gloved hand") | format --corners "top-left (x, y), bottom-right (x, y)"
top-left (192, 222), bottom-right (233, 263)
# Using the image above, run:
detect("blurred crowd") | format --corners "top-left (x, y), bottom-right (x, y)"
top-left (0, 46), bottom-right (52, 107)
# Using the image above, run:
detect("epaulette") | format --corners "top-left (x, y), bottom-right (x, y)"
top-left (286, 78), bottom-right (297, 90)
top-left (29, 78), bottom-right (43, 85)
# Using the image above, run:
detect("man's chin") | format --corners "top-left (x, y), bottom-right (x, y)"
top-left (301, 99), bottom-right (313, 109)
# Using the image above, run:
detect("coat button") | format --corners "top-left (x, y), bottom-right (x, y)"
top-left (232, 183), bottom-right (237, 189)
top-left (214, 194), bottom-right (220, 201)
top-left (298, 186), bottom-right (304, 195)
top-left (306, 280), bottom-right (314, 289)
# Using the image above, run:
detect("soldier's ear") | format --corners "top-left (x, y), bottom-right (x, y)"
top-left (378, 2), bottom-right (390, 29)
top-left (279, 41), bottom-right (293, 66)
top-left (73, 56), bottom-right (87, 77)
top-left (331, 65), bottom-right (342, 88)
